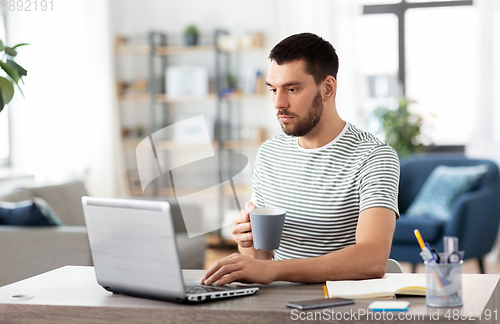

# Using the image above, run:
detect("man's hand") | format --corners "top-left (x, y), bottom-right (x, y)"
top-left (231, 201), bottom-right (255, 249)
top-left (200, 253), bottom-right (275, 286)
top-left (231, 202), bottom-right (273, 260)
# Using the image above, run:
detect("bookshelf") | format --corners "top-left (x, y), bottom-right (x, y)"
top-left (115, 31), bottom-right (267, 239)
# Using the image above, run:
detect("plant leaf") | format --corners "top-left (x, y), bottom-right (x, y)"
top-left (11, 43), bottom-right (29, 50)
top-left (0, 61), bottom-right (20, 83)
top-left (6, 59), bottom-right (27, 77)
top-left (0, 40), bottom-right (4, 52)
top-left (4, 47), bottom-right (17, 57)
top-left (0, 76), bottom-right (15, 104)
top-left (14, 81), bottom-right (24, 98)
top-left (0, 88), bottom-right (5, 113)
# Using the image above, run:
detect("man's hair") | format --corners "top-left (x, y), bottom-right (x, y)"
top-left (269, 33), bottom-right (339, 84)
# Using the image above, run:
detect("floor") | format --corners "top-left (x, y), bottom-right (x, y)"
top-left (203, 236), bottom-right (500, 274)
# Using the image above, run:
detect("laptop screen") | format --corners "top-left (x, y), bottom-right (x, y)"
top-left (82, 197), bottom-right (186, 300)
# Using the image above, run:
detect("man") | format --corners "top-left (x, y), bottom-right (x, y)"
top-left (201, 33), bottom-right (400, 286)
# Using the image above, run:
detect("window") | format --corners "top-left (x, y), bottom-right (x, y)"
top-left (0, 10), bottom-right (8, 167)
top-left (0, 109), bottom-right (9, 167)
top-left (359, 0), bottom-right (476, 145)
top-left (406, 6), bottom-right (477, 144)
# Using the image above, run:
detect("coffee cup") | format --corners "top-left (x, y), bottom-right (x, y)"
top-left (249, 207), bottom-right (286, 251)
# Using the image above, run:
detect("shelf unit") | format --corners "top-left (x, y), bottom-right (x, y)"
top-left (115, 30), bottom-right (266, 237)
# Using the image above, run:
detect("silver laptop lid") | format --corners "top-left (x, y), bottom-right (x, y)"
top-left (82, 196), bottom-right (186, 301)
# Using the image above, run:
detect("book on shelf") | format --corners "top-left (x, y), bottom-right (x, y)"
top-left (326, 274), bottom-right (426, 299)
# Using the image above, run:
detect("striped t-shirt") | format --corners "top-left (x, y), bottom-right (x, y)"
top-left (251, 122), bottom-right (400, 260)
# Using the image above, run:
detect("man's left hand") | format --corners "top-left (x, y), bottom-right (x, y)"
top-left (200, 253), bottom-right (275, 286)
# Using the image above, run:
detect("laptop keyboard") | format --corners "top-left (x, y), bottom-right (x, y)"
top-left (185, 285), bottom-right (228, 294)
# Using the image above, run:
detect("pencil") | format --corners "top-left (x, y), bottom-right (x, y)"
top-left (323, 285), bottom-right (328, 298)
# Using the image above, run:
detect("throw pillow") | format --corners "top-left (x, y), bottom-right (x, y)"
top-left (0, 198), bottom-right (65, 226)
top-left (406, 164), bottom-right (488, 221)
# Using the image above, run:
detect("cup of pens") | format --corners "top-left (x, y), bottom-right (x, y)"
top-left (425, 260), bottom-right (463, 307)
top-left (414, 231), bottom-right (464, 307)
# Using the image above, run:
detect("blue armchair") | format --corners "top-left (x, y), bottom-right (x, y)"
top-left (390, 154), bottom-right (500, 273)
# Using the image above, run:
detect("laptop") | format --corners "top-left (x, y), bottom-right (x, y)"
top-left (81, 196), bottom-right (259, 303)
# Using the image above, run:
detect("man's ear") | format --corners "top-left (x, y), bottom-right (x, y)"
top-left (323, 76), bottom-right (337, 101)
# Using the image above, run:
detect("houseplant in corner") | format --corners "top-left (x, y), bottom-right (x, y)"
top-left (0, 39), bottom-right (28, 113)
top-left (374, 97), bottom-right (425, 158)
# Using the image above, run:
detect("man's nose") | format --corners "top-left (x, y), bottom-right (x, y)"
top-left (273, 90), bottom-right (289, 110)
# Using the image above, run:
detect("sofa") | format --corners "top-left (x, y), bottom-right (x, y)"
top-left (0, 181), bottom-right (206, 287)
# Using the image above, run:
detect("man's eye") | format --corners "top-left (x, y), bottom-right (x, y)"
top-left (269, 88), bottom-right (277, 93)
top-left (288, 88), bottom-right (297, 93)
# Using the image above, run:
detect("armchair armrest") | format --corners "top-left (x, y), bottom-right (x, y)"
top-left (445, 187), bottom-right (500, 257)
top-left (0, 226), bottom-right (92, 287)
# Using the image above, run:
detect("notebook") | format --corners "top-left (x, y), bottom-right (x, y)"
top-left (326, 274), bottom-right (426, 299)
top-left (82, 196), bottom-right (259, 303)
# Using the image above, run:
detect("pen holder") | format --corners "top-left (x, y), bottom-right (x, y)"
top-left (425, 261), bottom-right (463, 307)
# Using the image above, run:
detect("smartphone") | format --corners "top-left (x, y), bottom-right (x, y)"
top-left (286, 297), bottom-right (355, 310)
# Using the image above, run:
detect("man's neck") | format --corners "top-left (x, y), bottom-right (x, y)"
top-left (298, 107), bottom-right (345, 149)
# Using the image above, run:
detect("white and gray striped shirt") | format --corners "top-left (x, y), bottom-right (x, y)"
top-left (251, 122), bottom-right (400, 260)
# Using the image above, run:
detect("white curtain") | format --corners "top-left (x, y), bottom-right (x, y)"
top-left (467, 0), bottom-right (500, 262)
top-left (6, 0), bottom-right (128, 197)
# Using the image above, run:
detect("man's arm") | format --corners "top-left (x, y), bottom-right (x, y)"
top-left (270, 207), bottom-right (396, 282)
top-left (201, 207), bottom-right (395, 285)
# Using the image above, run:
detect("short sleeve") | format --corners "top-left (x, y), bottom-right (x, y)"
top-left (358, 145), bottom-right (400, 220)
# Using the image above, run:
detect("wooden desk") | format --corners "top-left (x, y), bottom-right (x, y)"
top-left (0, 266), bottom-right (499, 324)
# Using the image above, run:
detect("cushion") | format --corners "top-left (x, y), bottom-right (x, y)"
top-left (30, 181), bottom-right (88, 226)
top-left (406, 164), bottom-right (488, 221)
top-left (0, 188), bottom-right (33, 202)
top-left (0, 198), bottom-right (65, 226)
top-left (392, 215), bottom-right (445, 244)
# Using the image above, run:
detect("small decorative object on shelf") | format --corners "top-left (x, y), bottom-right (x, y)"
top-left (183, 25), bottom-right (199, 46)
top-left (135, 125), bottom-right (144, 138)
top-left (217, 32), bottom-right (264, 52)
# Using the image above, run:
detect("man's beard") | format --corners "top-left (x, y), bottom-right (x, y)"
top-left (278, 91), bottom-right (323, 137)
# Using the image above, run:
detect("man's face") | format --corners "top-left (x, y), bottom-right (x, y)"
top-left (266, 60), bottom-right (324, 137)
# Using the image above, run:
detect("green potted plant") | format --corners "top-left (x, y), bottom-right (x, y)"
top-left (374, 97), bottom-right (425, 158)
top-left (0, 39), bottom-right (28, 113)
top-left (184, 25), bottom-right (199, 46)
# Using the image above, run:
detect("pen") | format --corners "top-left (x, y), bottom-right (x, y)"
top-left (414, 230), bottom-right (439, 265)
top-left (414, 230), bottom-right (447, 288)
top-left (323, 285), bottom-right (328, 298)
top-left (414, 229), bottom-right (426, 250)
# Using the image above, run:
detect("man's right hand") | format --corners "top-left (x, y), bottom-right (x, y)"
top-left (231, 201), bottom-right (273, 260)
top-left (231, 201), bottom-right (256, 248)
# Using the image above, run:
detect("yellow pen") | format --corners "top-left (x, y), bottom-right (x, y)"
top-left (414, 229), bottom-right (426, 250)
top-left (323, 285), bottom-right (328, 298)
